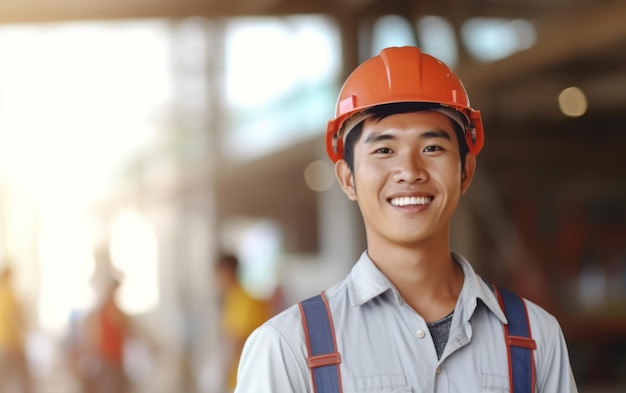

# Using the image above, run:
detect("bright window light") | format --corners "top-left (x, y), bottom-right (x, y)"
top-left (225, 16), bottom-right (339, 107)
top-left (37, 209), bottom-right (97, 334)
top-left (110, 209), bottom-right (160, 314)
top-left (370, 15), bottom-right (417, 59)
top-left (0, 20), bottom-right (171, 332)
top-left (461, 18), bottom-right (536, 62)
top-left (416, 16), bottom-right (458, 69)
top-left (223, 15), bottom-right (340, 159)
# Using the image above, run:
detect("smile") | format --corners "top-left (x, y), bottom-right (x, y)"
top-left (389, 196), bottom-right (433, 206)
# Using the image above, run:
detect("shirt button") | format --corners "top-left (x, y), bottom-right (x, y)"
top-left (436, 367), bottom-right (442, 375)
top-left (416, 330), bottom-right (426, 338)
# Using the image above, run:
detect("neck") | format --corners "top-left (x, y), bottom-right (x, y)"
top-left (367, 241), bottom-right (464, 322)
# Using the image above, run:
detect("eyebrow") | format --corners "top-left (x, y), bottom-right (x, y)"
top-left (364, 129), bottom-right (451, 144)
top-left (420, 129), bottom-right (452, 140)
top-left (363, 132), bottom-right (395, 144)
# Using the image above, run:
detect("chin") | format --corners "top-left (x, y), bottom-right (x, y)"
top-left (388, 231), bottom-right (434, 247)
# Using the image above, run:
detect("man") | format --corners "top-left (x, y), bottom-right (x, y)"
top-left (235, 46), bottom-right (578, 392)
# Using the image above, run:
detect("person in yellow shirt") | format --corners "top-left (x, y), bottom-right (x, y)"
top-left (215, 254), bottom-right (272, 392)
top-left (0, 265), bottom-right (32, 393)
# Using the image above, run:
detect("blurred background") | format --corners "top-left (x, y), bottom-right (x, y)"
top-left (0, 0), bottom-right (624, 392)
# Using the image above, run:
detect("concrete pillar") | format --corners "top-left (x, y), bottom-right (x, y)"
top-left (315, 13), bottom-right (367, 283)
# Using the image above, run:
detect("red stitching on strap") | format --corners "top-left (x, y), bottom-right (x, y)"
top-left (507, 336), bottom-right (537, 350)
top-left (307, 352), bottom-right (342, 368)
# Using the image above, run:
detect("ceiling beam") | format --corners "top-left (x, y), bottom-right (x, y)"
top-left (0, 0), bottom-right (335, 23)
top-left (460, 0), bottom-right (626, 94)
top-left (0, 0), bottom-right (596, 24)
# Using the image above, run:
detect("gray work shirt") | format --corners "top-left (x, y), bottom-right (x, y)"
top-left (235, 252), bottom-right (578, 392)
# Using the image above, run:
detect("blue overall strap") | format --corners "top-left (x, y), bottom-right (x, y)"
top-left (493, 285), bottom-right (537, 393)
top-left (298, 292), bottom-right (343, 393)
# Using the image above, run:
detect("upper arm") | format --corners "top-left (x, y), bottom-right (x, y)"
top-left (235, 322), bottom-right (310, 393)
top-left (528, 303), bottom-right (579, 393)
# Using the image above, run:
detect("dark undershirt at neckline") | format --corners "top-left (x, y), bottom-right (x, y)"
top-left (427, 311), bottom-right (454, 359)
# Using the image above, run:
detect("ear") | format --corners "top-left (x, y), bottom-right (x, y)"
top-left (335, 159), bottom-right (357, 201)
top-left (460, 153), bottom-right (476, 195)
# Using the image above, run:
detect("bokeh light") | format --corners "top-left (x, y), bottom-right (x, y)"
top-left (558, 86), bottom-right (588, 117)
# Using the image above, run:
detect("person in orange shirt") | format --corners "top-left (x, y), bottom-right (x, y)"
top-left (76, 249), bottom-right (132, 393)
top-left (0, 265), bottom-right (33, 393)
top-left (215, 253), bottom-right (272, 392)
top-left (92, 274), bottom-right (130, 393)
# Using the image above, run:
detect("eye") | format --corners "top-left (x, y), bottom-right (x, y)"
top-left (423, 145), bottom-right (442, 153)
top-left (374, 147), bottom-right (394, 155)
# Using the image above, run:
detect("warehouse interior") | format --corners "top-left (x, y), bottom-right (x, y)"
top-left (0, 0), bottom-right (625, 391)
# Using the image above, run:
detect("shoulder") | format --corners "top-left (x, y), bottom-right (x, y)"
top-left (493, 287), bottom-right (565, 349)
top-left (523, 298), bottom-right (560, 329)
top-left (522, 297), bottom-right (567, 350)
top-left (263, 303), bottom-right (306, 342)
top-left (520, 298), bottom-right (578, 391)
top-left (518, 296), bottom-right (562, 340)
top-left (237, 304), bottom-right (311, 392)
top-left (238, 293), bottom-right (344, 392)
top-left (262, 278), bottom-right (348, 335)
top-left (245, 277), bottom-right (351, 354)
top-left (242, 310), bottom-right (302, 366)
top-left (486, 283), bottom-right (569, 359)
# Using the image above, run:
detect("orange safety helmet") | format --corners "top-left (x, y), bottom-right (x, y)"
top-left (326, 46), bottom-right (484, 163)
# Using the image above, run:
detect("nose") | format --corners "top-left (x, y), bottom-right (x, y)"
top-left (391, 152), bottom-right (428, 183)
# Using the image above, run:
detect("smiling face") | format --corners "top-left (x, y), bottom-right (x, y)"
top-left (335, 111), bottom-right (476, 252)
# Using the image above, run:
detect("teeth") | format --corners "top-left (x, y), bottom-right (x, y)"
top-left (390, 196), bottom-right (433, 206)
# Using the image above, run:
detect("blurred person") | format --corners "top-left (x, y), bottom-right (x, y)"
top-left (215, 253), bottom-right (272, 393)
top-left (71, 248), bottom-right (134, 393)
top-left (235, 46), bottom-right (578, 392)
top-left (83, 273), bottom-right (131, 393)
top-left (0, 265), bottom-right (33, 393)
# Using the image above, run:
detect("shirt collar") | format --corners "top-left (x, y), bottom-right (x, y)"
top-left (347, 251), bottom-right (395, 307)
top-left (346, 251), bottom-right (508, 324)
top-left (453, 253), bottom-right (507, 325)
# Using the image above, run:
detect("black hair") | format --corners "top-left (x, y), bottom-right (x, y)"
top-left (343, 103), bottom-right (469, 173)
top-left (216, 253), bottom-right (239, 274)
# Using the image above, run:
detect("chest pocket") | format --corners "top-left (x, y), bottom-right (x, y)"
top-left (343, 374), bottom-right (412, 393)
top-left (480, 373), bottom-right (510, 392)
